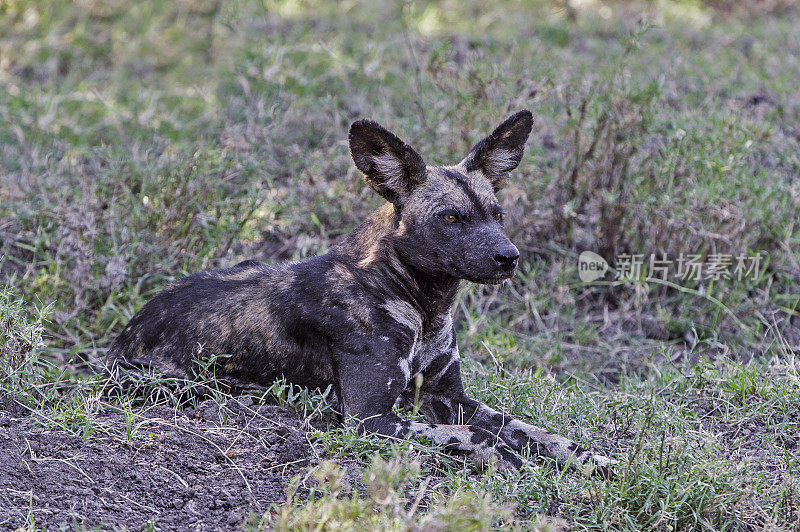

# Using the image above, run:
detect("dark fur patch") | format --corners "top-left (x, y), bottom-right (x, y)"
top-left (440, 168), bottom-right (488, 217)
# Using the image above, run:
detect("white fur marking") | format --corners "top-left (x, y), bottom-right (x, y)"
top-left (487, 149), bottom-right (518, 172)
top-left (413, 313), bottom-right (454, 376)
top-left (384, 299), bottom-right (422, 380)
top-left (431, 344), bottom-right (460, 383)
top-left (399, 357), bottom-right (411, 380)
top-left (372, 154), bottom-right (405, 188)
top-left (383, 300), bottom-right (422, 333)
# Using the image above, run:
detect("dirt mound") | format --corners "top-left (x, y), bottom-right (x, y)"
top-left (0, 395), bottom-right (312, 530)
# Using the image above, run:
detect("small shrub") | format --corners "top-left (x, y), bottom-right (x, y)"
top-left (0, 285), bottom-right (52, 402)
top-left (265, 454), bottom-right (515, 531)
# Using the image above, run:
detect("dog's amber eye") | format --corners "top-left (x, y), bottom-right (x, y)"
top-left (493, 212), bottom-right (502, 222)
top-left (443, 214), bottom-right (458, 223)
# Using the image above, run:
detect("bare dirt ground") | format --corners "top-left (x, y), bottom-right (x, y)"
top-left (0, 394), bottom-right (312, 531)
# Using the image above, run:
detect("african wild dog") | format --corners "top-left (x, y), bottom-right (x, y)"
top-left (107, 110), bottom-right (614, 477)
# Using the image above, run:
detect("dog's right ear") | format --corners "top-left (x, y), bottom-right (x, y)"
top-left (460, 110), bottom-right (533, 192)
top-left (349, 120), bottom-right (427, 205)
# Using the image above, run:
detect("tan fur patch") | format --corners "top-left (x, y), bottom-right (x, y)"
top-left (215, 268), bottom-right (261, 282)
top-left (357, 241), bottom-right (382, 268)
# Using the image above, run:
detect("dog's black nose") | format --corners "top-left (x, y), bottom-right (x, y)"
top-left (493, 246), bottom-right (519, 270)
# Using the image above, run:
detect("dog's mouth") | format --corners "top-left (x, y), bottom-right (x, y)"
top-left (453, 265), bottom-right (517, 285)
top-left (474, 270), bottom-right (516, 285)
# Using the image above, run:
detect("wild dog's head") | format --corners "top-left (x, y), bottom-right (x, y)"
top-left (349, 111), bottom-right (533, 284)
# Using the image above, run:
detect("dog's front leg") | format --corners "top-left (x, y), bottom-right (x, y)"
top-left (350, 411), bottom-right (522, 470)
top-left (334, 346), bottom-right (521, 470)
top-left (417, 356), bottom-right (614, 477)
top-left (456, 397), bottom-right (614, 478)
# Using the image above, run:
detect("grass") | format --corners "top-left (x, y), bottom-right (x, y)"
top-left (2, 286), bottom-right (799, 529)
top-left (1, 0), bottom-right (799, 529)
top-left (261, 456), bottom-right (518, 531)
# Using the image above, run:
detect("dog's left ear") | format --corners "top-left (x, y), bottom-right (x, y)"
top-left (460, 110), bottom-right (533, 191)
top-left (349, 119), bottom-right (427, 205)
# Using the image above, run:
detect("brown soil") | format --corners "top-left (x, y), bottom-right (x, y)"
top-left (0, 394), bottom-right (312, 531)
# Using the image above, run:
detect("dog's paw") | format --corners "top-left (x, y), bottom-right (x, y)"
top-left (470, 440), bottom-right (523, 471)
top-left (582, 453), bottom-right (617, 480)
top-left (494, 442), bottom-right (524, 470)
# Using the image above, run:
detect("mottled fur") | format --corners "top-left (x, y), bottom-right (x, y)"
top-left (107, 111), bottom-right (614, 477)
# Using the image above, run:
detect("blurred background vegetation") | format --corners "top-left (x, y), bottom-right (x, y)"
top-left (2, 0), bottom-right (797, 377)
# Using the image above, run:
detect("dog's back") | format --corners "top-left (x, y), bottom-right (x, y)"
top-left (106, 258), bottom-right (337, 389)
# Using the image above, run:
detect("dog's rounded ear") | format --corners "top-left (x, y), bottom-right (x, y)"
top-left (349, 120), bottom-right (427, 205)
top-left (460, 110), bottom-right (533, 191)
